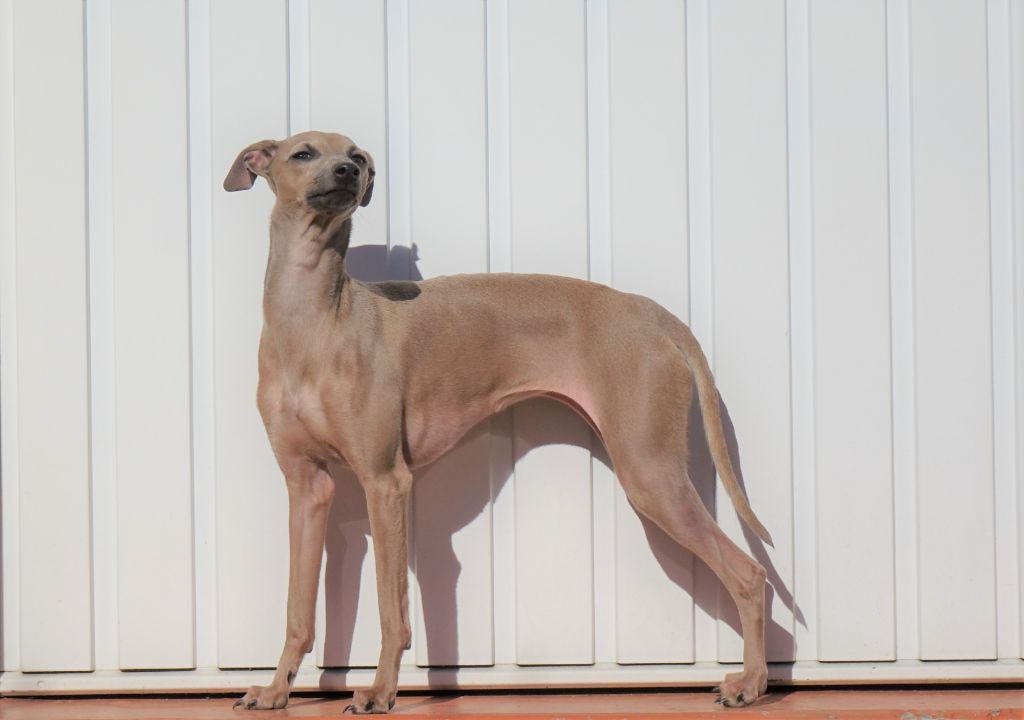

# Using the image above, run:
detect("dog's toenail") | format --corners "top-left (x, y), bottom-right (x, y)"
top-left (344, 704), bottom-right (354, 714)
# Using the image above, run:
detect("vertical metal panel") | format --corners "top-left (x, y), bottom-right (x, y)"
top-left (785, 0), bottom-right (817, 663)
top-left (308, 0), bottom-right (390, 669)
top-left (1012, 0), bottom-right (1024, 662)
top-left (188, 0), bottom-right (220, 672)
top-left (0, 0), bottom-right (20, 673)
top-left (585, 0), bottom-right (617, 666)
top-left (707, 0), bottom-right (794, 663)
top-left (886, 0), bottom-right (920, 662)
top-left (408, 0), bottom-right (488, 279)
top-left (684, 0), bottom-right (721, 665)
top-left (614, 487), bottom-right (694, 663)
top-left (110, 0), bottom-right (195, 669)
top-left (514, 400), bottom-right (594, 665)
top-left (210, 0), bottom-right (289, 668)
top-left (508, 0), bottom-right (594, 666)
top-left (385, 0), bottom-right (412, 281)
top-left (485, 0), bottom-right (519, 669)
top-left (607, 0), bottom-right (694, 664)
top-left (989, 0), bottom-right (1022, 661)
top-left (607, 0), bottom-right (688, 320)
top-left (12, 0), bottom-right (94, 672)
top-left (910, 0), bottom-right (996, 660)
top-left (809, 0), bottom-right (895, 661)
top-left (413, 429), bottom-right (494, 667)
top-left (407, 0), bottom-right (494, 667)
top-left (288, 0), bottom-right (311, 134)
top-left (318, 475), bottom-right (381, 668)
top-left (507, 0), bottom-right (588, 278)
top-left (85, 0), bottom-right (120, 673)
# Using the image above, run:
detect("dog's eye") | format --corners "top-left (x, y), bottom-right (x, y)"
top-left (291, 150), bottom-right (313, 161)
top-left (352, 154), bottom-right (367, 165)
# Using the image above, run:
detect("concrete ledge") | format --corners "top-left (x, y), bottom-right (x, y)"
top-left (1, 660), bottom-right (1022, 696)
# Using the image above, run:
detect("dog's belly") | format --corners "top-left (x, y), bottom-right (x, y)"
top-left (404, 381), bottom-right (602, 471)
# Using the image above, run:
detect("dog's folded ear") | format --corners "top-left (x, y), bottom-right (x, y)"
top-left (224, 140), bottom-right (279, 191)
top-left (360, 152), bottom-right (376, 207)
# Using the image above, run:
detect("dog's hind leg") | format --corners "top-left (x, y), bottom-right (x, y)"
top-left (599, 344), bottom-right (768, 707)
top-left (620, 467), bottom-right (768, 706)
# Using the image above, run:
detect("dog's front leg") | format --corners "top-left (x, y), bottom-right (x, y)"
top-left (349, 466), bottom-right (413, 714)
top-left (235, 460), bottom-right (335, 710)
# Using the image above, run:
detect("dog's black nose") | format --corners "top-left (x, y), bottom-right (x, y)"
top-left (334, 162), bottom-right (360, 178)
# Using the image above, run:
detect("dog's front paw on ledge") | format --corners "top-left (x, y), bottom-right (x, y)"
top-left (232, 684), bottom-right (290, 711)
top-left (346, 685), bottom-right (397, 714)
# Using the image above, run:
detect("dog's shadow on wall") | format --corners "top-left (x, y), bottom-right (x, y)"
top-left (319, 244), bottom-right (800, 682)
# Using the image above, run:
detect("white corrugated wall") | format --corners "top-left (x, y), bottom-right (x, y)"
top-left (1, 0), bottom-right (1022, 694)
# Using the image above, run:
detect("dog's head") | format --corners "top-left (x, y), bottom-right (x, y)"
top-left (223, 131), bottom-right (375, 217)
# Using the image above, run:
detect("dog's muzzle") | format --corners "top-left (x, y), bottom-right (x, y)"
top-left (307, 170), bottom-right (361, 213)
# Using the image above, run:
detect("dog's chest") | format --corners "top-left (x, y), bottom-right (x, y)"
top-left (259, 358), bottom-right (350, 462)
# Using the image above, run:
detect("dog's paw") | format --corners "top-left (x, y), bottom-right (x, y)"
top-left (714, 668), bottom-right (767, 707)
top-left (346, 685), bottom-right (397, 714)
top-left (232, 684), bottom-right (289, 711)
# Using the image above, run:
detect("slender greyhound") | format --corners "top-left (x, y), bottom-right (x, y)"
top-left (225, 131), bottom-right (772, 713)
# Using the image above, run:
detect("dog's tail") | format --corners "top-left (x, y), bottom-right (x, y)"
top-left (674, 322), bottom-right (774, 547)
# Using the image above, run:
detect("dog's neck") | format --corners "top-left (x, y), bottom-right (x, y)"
top-left (263, 209), bottom-right (353, 338)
